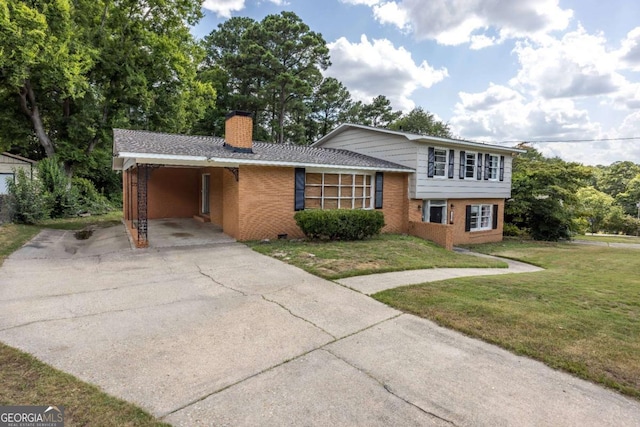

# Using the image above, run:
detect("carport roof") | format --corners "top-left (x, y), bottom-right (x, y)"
top-left (112, 129), bottom-right (414, 172)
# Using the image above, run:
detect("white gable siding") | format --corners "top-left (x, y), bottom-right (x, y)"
top-left (316, 128), bottom-right (419, 169)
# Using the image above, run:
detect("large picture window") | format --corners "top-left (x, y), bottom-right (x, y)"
top-left (305, 173), bottom-right (373, 210)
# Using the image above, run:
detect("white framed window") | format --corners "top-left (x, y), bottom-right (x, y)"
top-left (469, 204), bottom-right (493, 231)
top-left (434, 148), bottom-right (447, 177)
top-left (464, 152), bottom-right (476, 179)
top-left (423, 199), bottom-right (447, 224)
top-left (305, 173), bottom-right (373, 210)
top-left (488, 155), bottom-right (499, 180)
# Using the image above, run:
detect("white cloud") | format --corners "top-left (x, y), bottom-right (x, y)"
top-left (373, 2), bottom-right (409, 30)
top-left (325, 35), bottom-right (448, 111)
top-left (511, 27), bottom-right (625, 99)
top-left (344, 0), bottom-right (573, 47)
top-left (202, 0), bottom-right (245, 18)
top-left (617, 27), bottom-right (640, 71)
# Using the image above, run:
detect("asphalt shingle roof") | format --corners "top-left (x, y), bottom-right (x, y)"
top-left (113, 129), bottom-right (413, 171)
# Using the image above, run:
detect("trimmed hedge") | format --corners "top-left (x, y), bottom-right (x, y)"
top-left (294, 209), bottom-right (385, 241)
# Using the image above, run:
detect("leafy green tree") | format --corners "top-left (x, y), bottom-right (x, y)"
top-left (389, 107), bottom-right (451, 138)
top-left (615, 174), bottom-right (640, 216)
top-left (306, 77), bottom-right (352, 142)
top-left (576, 186), bottom-right (614, 233)
top-left (507, 145), bottom-right (592, 240)
top-left (596, 161), bottom-right (640, 197)
top-left (0, 0), bottom-right (215, 181)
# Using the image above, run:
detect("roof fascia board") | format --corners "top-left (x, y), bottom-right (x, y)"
top-left (313, 124), bottom-right (526, 154)
top-left (114, 152), bottom-right (414, 173)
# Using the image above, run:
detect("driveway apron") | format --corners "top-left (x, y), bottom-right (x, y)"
top-left (1, 227), bottom-right (639, 426)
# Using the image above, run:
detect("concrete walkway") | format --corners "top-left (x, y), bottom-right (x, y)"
top-left (337, 249), bottom-right (543, 295)
top-left (1, 227), bottom-right (639, 426)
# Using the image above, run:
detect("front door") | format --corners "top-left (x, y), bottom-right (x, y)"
top-left (430, 205), bottom-right (443, 224)
top-left (201, 174), bottom-right (210, 215)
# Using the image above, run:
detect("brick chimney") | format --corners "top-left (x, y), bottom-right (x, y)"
top-left (224, 111), bottom-right (253, 153)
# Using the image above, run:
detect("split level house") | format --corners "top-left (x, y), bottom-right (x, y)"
top-left (112, 111), bottom-right (524, 249)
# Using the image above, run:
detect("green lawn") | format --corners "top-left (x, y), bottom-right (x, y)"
top-left (0, 212), bottom-right (169, 425)
top-left (373, 240), bottom-right (640, 399)
top-left (575, 234), bottom-right (640, 244)
top-left (248, 234), bottom-right (507, 279)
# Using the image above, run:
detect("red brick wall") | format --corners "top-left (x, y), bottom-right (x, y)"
top-left (409, 221), bottom-right (453, 250)
top-left (450, 198), bottom-right (504, 245)
top-left (237, 165), bottom-right (303, 241)
top-left (147, 168), bottom-right (199, 219)
top-left (380, 172), bottom-right (408, 234)
top-left (222, 168), bottom-right (240, 239)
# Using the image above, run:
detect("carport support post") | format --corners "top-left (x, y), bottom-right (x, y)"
top-left (136, 164), bottom-right (149, 248)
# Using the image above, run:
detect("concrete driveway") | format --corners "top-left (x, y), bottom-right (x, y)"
top-left (1, 226), bottom-right (639, 426)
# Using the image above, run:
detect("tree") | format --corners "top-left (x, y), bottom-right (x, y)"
top-left (389, 107), bottom-right (451, 138)
top-left (596, 161), bottom-right (640, 197)
top-left (203, 12), bottom-right (330, 144)
top-left (615, 174), bottom-right (640, 216)
top-left (306, 77), bottom-right (352, 142)
top-left (506, 145), bottom-right (592, 240)
top-left (576, 186), bottom-right (615, 233)
top-left (0, 0), bottom-right (215, 180)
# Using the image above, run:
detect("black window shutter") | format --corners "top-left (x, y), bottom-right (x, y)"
top-left (427, 147), bottom-right (435, 178)
top-left (375, 172), bottom-right (384, 209)
top-left (465, 205), bottom-right (472, 232)
top-left (499, 155), bottom-right (505, 181)
top-left (294, 168), bottom-right (305, 211)
top-left (492, 204), bottom-right (499, 229)
top-left (476, 153), bottom-right (483, 180)
top-left (448, 150), bottom-right (454, 179)
top-left (484, 154), bottom-right (490, 180)
top-left (459, 150), bottom-right (465, 179)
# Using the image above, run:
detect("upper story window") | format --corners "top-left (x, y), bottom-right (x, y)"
top-left (464, 152), bottom-right (476, 179)
top-left (434, 148), bottom-right (447, 177)
top-left (488, 155), bottom-right (499, 180)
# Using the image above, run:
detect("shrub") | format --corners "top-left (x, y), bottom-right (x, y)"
top-left (503, 223), bottom-right (526, 237)
top-left (294, 209), bottom-right (385, 241)
top-left (38, 157), bottom-right (79, 218)
top-left (6, 168), bottom-right (49, 224)
top-left (72, 177), bottom-right (113, 215)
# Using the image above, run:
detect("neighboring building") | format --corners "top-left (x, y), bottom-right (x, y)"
top-left (0, 152), bottom-right (36, 195)
top-left (313, 124), bottom-right (525, 249)
top-left (112, 112), bottom-right (414, 247)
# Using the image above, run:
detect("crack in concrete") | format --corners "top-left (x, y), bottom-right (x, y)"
top-left (0, 297), bottom-right (214, 333)
top-left (321, 347), bottom-right (458, 426)
top-left (196, 265), bottom-right (247, 296)
top-left (160, 312), bottom-right (403, 420)
top-left (261, 295), bottom-right (337, 340)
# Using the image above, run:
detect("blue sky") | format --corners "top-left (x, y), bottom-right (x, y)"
top-left (192, 0), bottom-right (640, 166)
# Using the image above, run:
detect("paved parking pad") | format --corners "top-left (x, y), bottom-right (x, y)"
top-left (1, 226), bottom-right (639, 426)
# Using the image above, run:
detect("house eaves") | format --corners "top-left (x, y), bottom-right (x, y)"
top-left (312, 123), bottom-right (527, 155)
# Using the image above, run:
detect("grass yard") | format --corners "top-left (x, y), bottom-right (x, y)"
top-left (248, 234), bottom-right (507, 279)
top-left (0, 212), bottom-right (169, 425)
top-left (0, 342), bottom-right (169, 426)
top-left (575, 234), bottom-right (640, 244)
top-left (373, 240), bottom-right (640, 399)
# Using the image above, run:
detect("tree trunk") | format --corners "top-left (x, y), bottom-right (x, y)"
top-left (18, 80), bottom-right (56, 158)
